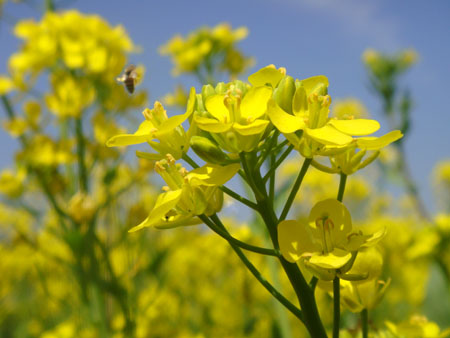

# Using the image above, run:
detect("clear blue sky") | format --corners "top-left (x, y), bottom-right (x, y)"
top-left (1, 0), bottom-right (449, 214)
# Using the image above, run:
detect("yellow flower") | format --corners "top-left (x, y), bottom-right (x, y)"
top-left (385, 315), bottom-right (450, 338)
top-left (311, 130), bottom-right (403, 175)
top-left (332, 98), bottom-right (369, 119)
top-left (278, 199), bottom-right (384, 280)
top-left (267, 74), bottom-right (382, 158)
top-left (18, 134), bottom-right (74, 167)
top-left (129, 155), bottom-right (240, 231)
top-left (107, 89), bottom-right (196, 160)
top-left (159, 23), bottom-right (251, 77)
top-left (0, 75), bottom-right (15, 95)
top-left (0, 167), bottom-right (26, 198)
top-left (11, 10), bottom-right (134, 78)
top-left (194, 76), bottom-right (272, 153)
top-left (45, 73), bottom-right (95, 118)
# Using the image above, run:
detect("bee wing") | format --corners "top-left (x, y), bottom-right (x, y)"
top-left (116, 74), bottom-right (126, 82)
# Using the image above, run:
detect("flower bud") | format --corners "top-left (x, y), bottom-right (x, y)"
top-left (215, 82), bottom-right (227, 94)
top-left (201, 84), bottom-right (216, 102)
top-left (190, 135), bottom-right (230, 164)
top-left (273, 75), bottom-right (295, 114)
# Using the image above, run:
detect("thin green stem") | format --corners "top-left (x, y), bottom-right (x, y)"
top-left (75, 117), bottom-right (88, 193)
top-left (395, 143), bottom-right (430, 220)
top-left (279, 157), bottom-right (312, 222)
top-left (203, 215), bottom-right (279, 257)
top-left (182, 153), bottom-right (199, 169)
top-left (199, 215), bottom-right (303, 321)
top-left (337, 173), bottom-right (347, 202)
top-left (269, 152), bottom-right (275, 204)
top-left (256, 130), bottom-right (279, 169)
top-left (219, 185), bottom-right (258, 210)
top-left (263, 144), bottom-right (294, 183)
top-left (333, 277), bottom-right (340, 338)
top-left (361, 308), bottom-right (369, 338)
top-left (251, 168), bottom-right (326, 337)
top-left (240, 152), bottom-right (264, 200)
top-left (309, 276), bottom-right (318, 293)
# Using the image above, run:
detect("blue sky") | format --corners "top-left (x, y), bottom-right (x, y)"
top-left (1, 0), bottom-right (449, 213)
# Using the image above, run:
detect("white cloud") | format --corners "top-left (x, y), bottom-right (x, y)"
top-left (283, 0), bottom-right (400, 49)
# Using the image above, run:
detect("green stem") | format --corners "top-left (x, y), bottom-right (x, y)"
top-left (361, 308), bottom-right (369, 338)
top-left (337, 173), bottom-right (347, 202)
top-left (75, 117), bottom-right (88, 193)
top-left (200, 215), bottom-right (304, 321)
top-left (240, 152), bottom-right (264, 200)
top-left (263, 144), bottom-right (294, 183)
top-left (310, 276), bottom-right (318, 292)
top-left (269, 152), bottom-right (275, 204)
top-left (333, 277), bottom-right (340, 338)
top-left (332, 174), bottom-right (347, 338)
top-left (279, 157), bottom-right (312, 222)
top-left (182, 153), bottom-right (199, 169)
top-left (219, 185), bottom-right (258, 211)
top-left (251, 164), bottom-right (326, 337)
top-left (256, 130), bottom-right (279, 169)
top-left (203, 215), bottom-right (279, 257)
top-left (395, 143), bottom-right (430, 220)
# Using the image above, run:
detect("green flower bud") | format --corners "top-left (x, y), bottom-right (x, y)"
top-left (190, 135), bottom-right (230, 164)
top-left (204, 188), bottom-right (224, 216)
top-left (273, 75), bottom-right (295, 114)
top-left (215, 82), bottom-right (227, 94)
top-left (233, 80), bottom-right (248, 96)
top-left (201, 84), bottom-right (216, 103)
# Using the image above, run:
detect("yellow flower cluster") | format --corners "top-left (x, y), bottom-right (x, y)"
top-left (160, 23), bottom-right (252, 77)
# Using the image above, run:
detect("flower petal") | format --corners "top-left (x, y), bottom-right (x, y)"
top-left (248, 66), bottom-right (284, 87)
top-left (106, 120), bottom-right (154, 147)
top-left (329, 119), bottom-right (380, 136)
top-left (129, 190), bottom-right (183, 232)
top-left (308, 248), bottom-right (352, 269)
top-left (188, 163), bottom-right (241, 186)
top-left (205, 94), bottom-right (229, 122)
top-left (233, 120), bottom-right (269, 136)
top-left (300, 75), bottom-right (329, 94)
top-left (154, 87), bottom-right (196, 136)
top-left (278, 220), bottom-right (319, 263)
top-left (194, 116), bottom-right (233, 133)
top-left (267, 99), bottom-right (305, 133)
top-left (240, 86), bottom-right (272, 120)
top-left (306, 125), bottom-right (353, 146)
top-left (357, 130), bottom-right (403, 150)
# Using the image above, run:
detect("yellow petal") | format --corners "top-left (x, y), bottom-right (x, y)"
top-left (309, 248), bottom-right (352, 269)
top-left (300, 75), bottom-right (329, 94)
top-left (267, 99), bottom-right (305, 133)
top-left (240, 86), bottom-right (272, 120)
top-left (205, 94), bottom-right (229, 122)
top-left (248, 66), bottom-right (284, 87)
top-left (129, 190), bottom-right (183, 232)
top-left (329, 119), bottom-right (380, 136)
top-left (106, 120), bottom-right (155, 147)
top-left (194, 116), bottom-right (233, 133)
top-left (292, 86), bottom-right (308, 117)
top-left (306, 125), bottom-right (353, 146)
top-left (155, 88), bottom-right (196, 136)
top-left (309, 199), bottom-right (352, 245)
top-left (278, 220), bottom-right (319, 263)
top-left (357, 130), bottom-right (403, 150)
top-left (233, 120), bottom-right (269, 136)
top-left (188, 163), bottom-right (240, 186)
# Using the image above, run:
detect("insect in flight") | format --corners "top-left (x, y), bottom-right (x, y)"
top-left (117, 64), bottom-right (138, 94)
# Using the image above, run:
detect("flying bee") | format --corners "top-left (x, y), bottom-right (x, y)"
top-left (117, 64), bottom-right (137, 94)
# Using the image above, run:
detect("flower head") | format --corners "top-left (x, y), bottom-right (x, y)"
top-left (278, 199), bottom-right (384, 280)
